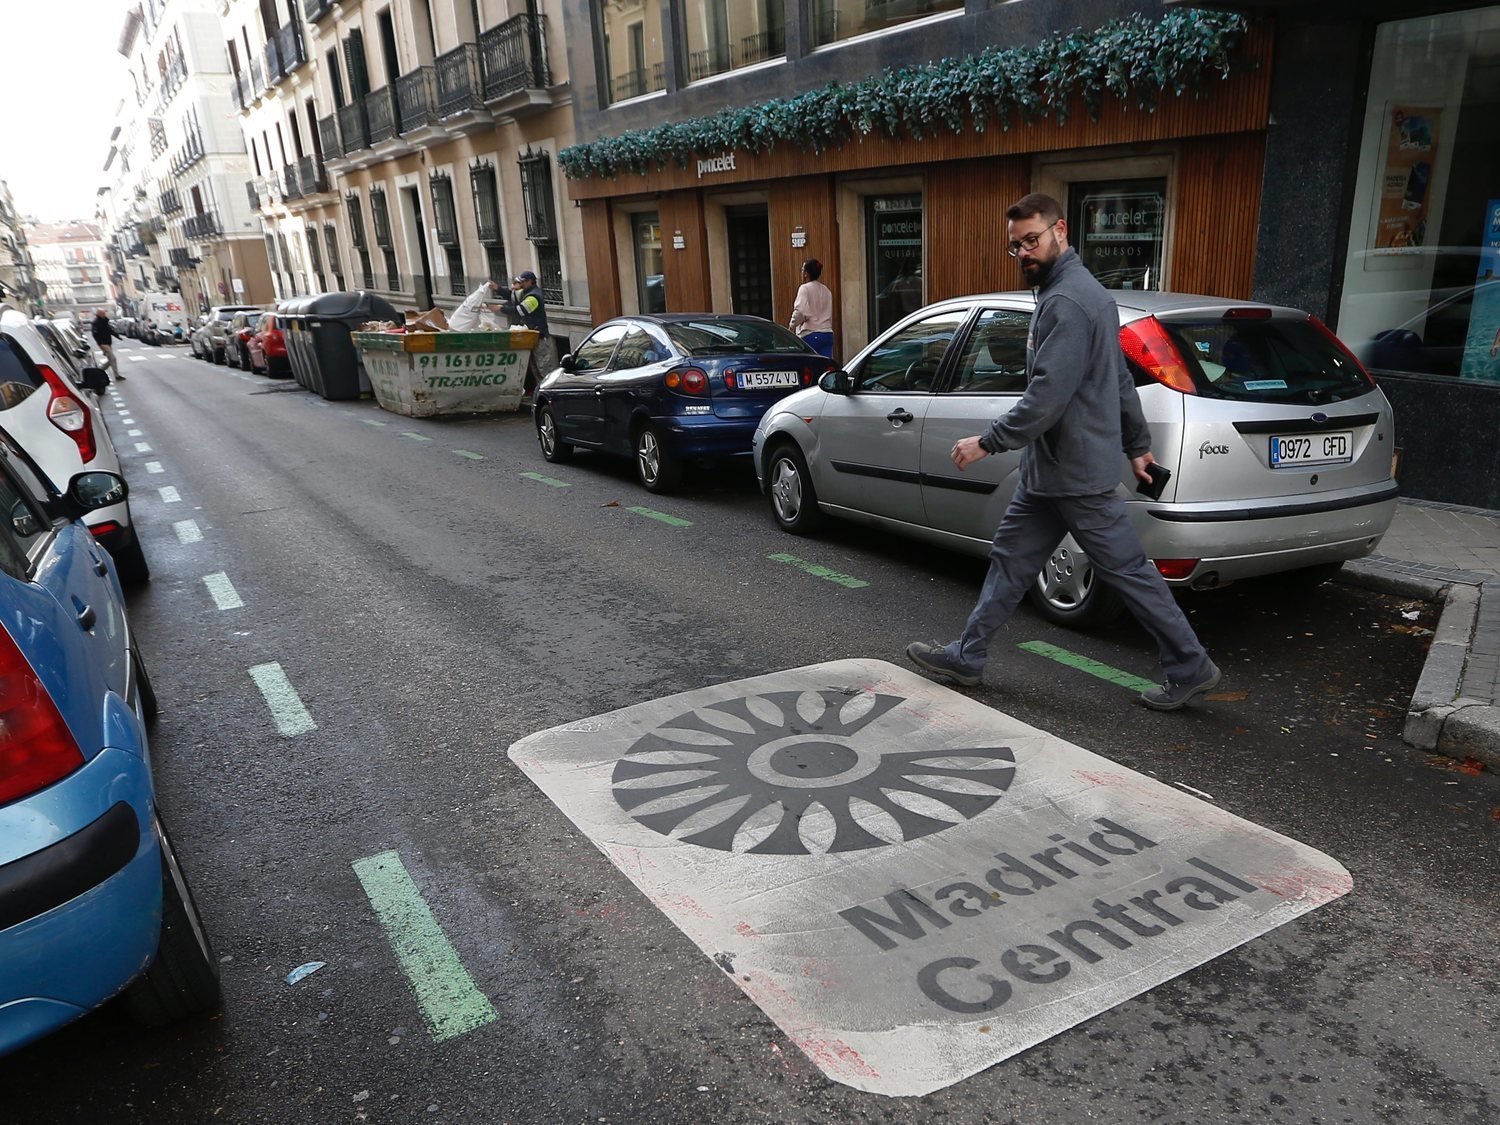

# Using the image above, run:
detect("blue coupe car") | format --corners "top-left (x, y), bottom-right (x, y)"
top-left (533, 315), bottom-right (834, 493)
top-left (0, 429), bottom-right (218, 1057)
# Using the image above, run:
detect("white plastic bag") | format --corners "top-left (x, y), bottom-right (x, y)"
top-left (448, 282), bottom-right (501, 331)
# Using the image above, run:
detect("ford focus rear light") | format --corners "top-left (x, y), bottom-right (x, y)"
top-left (0, 623), bottom-right (85, 805)
top-left (664, 367), bottom-right (708, 395)
top-left (1307, 314), bottom-right (1378, 388)
top-left (1118, 317), bottom-right (1196, 396)
top-left (38, 365), bottom-right (97, 463)
top-left (1154, 559), bottom-right (1200, 581)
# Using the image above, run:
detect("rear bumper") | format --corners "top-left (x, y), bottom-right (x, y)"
top-left (659, 414), bottom-right (759, 460)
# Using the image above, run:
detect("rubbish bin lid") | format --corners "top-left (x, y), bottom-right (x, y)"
top-left (306, 291), bottom-right (400, 323)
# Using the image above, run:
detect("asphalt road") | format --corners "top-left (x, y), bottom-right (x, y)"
top-left (4, 339), bottom-right (1497, 1124)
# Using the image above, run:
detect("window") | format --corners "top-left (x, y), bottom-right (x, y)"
top-left (370, 187), bottom-right (399, 288)
top-left (324, 224), bottom-right (346, 290)
top-left (598, 0), bottom-right (665, 104)
top-left (346, 192), bottom-right (374, 290)
top-left (663, 318), bottom-right (808, 354)
top-left (1067, 178), bottom-right (1166, 291)
top-left (518, 151), bottom-right (563, 303)
top-left (469, 161), bottom-right (506, 283)
top-left (612, 327), bottom-right (669, 369)
top-left (633, 213), bottom-right (664, 314)
top-left (430, 173), bottom-right (459, 245)
top-left (307, 230), bottom-right (326, 291)
top-left (680, 0), bottom-right (783, 81)
top-left (854, 309), bottom-right (967, 392)
top-left (868, 194), bottom-right (923, 336)
top-left (0, 447), bottom-right (53, 578)
top-left (810, 0), bottom-right (961, 48)
top-left (572, 323), bottom-right (628, 372)
top-left (949, 309), bottom-right (1029, 394)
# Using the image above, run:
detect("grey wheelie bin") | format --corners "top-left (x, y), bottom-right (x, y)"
top-left (296, 292), bottom-right (400, 401)
top-left (279, 295), bottom-right (317, 392)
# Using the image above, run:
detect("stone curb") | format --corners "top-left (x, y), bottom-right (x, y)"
top-left (1338, 558), bottom-right (1500, 769)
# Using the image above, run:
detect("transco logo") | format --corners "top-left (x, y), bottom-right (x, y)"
top-left (610, 689), bottom-right (1015, 854)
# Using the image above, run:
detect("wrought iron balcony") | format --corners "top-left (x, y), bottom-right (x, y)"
top-left (248, 56), bottom-right (264, 98)
top-left (232, 70), bottom-right (252, 111)
top-left (337, 101), bottom-right (369, 154)
top-left (283, 163), bottom-right (303, 201)
top-left (183, 211), bottom-right (222, 241)
top-left (366, 85), bottom-right (397, 144)
top-left (246, 180), bottom-right (261, 211)
top-left (296, 154), bottom-right (328, 195)
top-left (435, 44), bottom-right (483, 118)
top-left (478, 13), bottom-right (550, 101)
top-left (159, 189), bottom-right (182, 215)
top-left (276, 22), bottom-right (307, 74)
top-left (168, 247), bottom-right (194, 269)
top-left (396, 67), bottom-right (436, 132)
top-left (740, 27), bottom-right (786, 65)
top-left (317, 115), bottom-right (340, 161)
top-left (265, 35), bottom-right (284, 83)
top-left (302, 0), bottom-right (334, 21)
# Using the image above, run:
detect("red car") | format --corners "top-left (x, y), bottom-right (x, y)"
top-left (246, 313), bottom-right (290, 377)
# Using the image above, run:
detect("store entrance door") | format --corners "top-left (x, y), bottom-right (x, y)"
top-left (727, 207), bottom-right (772, 320)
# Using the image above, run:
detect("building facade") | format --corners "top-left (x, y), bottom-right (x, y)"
top-left (0, 182), bottom-right (41, 313)
top-left (234, 0), bottom-right (590, 353)
top-left (26, 223), bottom-right (114, 320)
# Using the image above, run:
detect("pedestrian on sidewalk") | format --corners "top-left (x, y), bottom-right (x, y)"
top-left (501, 270), bottom-right (556, 401)
top-left (905, 192), bottom-right (1220, 711)
top-left (90, 308), bottom-right (123, 381)
top-left (789, 258), bottom-right (834, 359)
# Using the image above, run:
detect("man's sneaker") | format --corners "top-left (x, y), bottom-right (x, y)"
top-left (1138, 661), bottom-right (1222, 712)
top-left (905, 641), bottom-right (981, 687)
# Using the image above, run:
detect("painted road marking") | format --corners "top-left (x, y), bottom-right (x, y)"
top-left (363, 418), bottom-right (389, 427)
top-left (352, 851), bottom-right (499, 1044)
top-left (400, 431), bottom-right (432, 442)
top-left (520, 471), bottom-right (569, 488)
top-left (1018, 641), bottom-right (1158, 693)
top-left (173, 519), bottom-right (203, 544)
top-left (135, 442), bottom-right (152, 453)
top-left (248, 662), bottom-right (316, 737)
top-left (452, 449), bottom-right (485, 461)
top-left (128, 356), bottom-right (145, 362)
top-left (158, 486), bottom-right (182, 503)
top-left (768, 552), bottom-right (868, 589)
top-left (628, 506), bottom-right (692, 527)
top-left (128, 429), bottom-right (142, 437)
top-left (202, 572), bottom-right (245, 610)
top-left (508, 659), bottom-right (1352, 1097)
top-left (122, 417), bottom-right (136, 424)
top-left (146, 461), bottom-right (163, 474)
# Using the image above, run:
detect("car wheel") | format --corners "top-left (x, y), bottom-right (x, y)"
top-left (122, 814), bottom-right (221, 1028)
top-left (212, 348), bottom-right (224, 365)
top-left (536, 406), bottom-right (574, 463)
top-left (1027, 536), bottom-right (1125, 629)
top-left (634, 424), bottom-right (681, 494)
top-left (112, 527), bottom-right (151, 586)
top-left (133, 644), bottom-right (159, 723)
top-left (767, 442), bottom-right (823, 534)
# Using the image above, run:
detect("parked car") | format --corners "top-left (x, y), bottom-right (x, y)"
top-left (188, 313), bottom-right (213, 360)
top-left (0, 435), bottom-right (219, 1058)
top-left (113, 316), bottom-right (138, 339)
top-left (0, 304), bottom-right (149, 584)
top-left (246, 312), bottom-right (291, 377)
top-left (753, 291), bottom-right (1399, 627)
top-left (225, 311), bottom-right (262, 369)
top-left (203, 305), bottom-right (261, 364)
top-left (534, 314), bottom-right (834, 492)
top-left (35, 318), bottom-right (100, 375)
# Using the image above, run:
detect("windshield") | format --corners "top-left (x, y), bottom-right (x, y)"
top-left (664, 319), bottom-right (812, 356)
top-left (1150, 317), bottom-right (1373, 404)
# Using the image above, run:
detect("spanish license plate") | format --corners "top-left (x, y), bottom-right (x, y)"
top-left (738, 370), bottom-right (799, 389)
top-left (1270, 431), bottom-right (1354, 467)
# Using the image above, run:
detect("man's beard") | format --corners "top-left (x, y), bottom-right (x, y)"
top-left (1021, 255), bottom-right (1057, 287)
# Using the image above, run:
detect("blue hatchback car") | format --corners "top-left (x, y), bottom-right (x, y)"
top-left (533, 315), bottom-right (834, 493)
top-left (0, 429), bottom-right (218, 1057)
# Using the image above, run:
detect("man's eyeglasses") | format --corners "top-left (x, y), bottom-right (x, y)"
top-left (1006, 224), bottom-right (1056, 257)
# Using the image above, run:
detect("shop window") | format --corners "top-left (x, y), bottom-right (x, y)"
top-left (633, 213), bottom-right (665, 314)
top-left (868, 194), bottom-right (923, 336)
top-left (1066, 178), bottom-right (1166, 291)
top-left (679, 0), bottom-right (784, 82)
top-left (1337, 8), bottom-right (1500, 381)
top-left (810, 0), bottom-right (961, 49)
top-left (596, 0), bottom-right (666, 104)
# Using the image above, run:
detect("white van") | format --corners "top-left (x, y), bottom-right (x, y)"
top-left (141, 291), bottom-right (188, 345)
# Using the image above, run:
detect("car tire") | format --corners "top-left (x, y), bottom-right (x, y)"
top-left (536, 406), bottom-right (574, 463)
top-left (634, 424), bottom-right (681, 494)
top-left (1027, 536), bottom-right (1125, 629)
top-left (212, 349), bottom-right (224, 365)
top-left (766, 442), bottom-right (823, 535)
top-left (112, 527), bottom-right (151, 586)
top-left (122, 814), bottom-right (221, 1029)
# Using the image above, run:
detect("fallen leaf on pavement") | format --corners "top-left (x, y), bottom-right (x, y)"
top-left (1206, 690), bottom-right (1249, 701)
top-left (1457, 758), bottom-right (1486, 775)
top-left (602, 500), bottom-right (620, 507)
top-left (1491, 808), bottom-right (1500, 820)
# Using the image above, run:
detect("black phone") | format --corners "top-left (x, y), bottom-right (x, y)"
top-left (1137, 461), bottom-right (1171, 500)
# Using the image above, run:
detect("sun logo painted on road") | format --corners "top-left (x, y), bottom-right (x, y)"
top-left (610, 690), bottom-right (1015, 854)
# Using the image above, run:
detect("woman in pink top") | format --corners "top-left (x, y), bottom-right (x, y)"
top-left (789, 258), bottom-right (834, 358)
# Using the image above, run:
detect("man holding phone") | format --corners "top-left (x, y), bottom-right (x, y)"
top-left (906, 192), bottom-right (1219, 711)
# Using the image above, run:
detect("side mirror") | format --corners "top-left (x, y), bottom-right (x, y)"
top-left (81, 367), bottom-right (109, 394)
top-left (559, 353), bottom-right (576, 373)
top-left (819, 370), bottom-right (855, 395)
top-left (67, 471), bottom-right (128, 512)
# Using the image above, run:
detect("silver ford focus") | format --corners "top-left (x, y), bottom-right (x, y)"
top-left (752, 291), bottom-right (1399, 628)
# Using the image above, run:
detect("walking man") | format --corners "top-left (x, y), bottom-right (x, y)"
top-left (905, 193), bottom-right (1219, 711)
top-left (501, 269), bottom-right (556, 400)
top-left (90, 308), bottom-right (123, 381)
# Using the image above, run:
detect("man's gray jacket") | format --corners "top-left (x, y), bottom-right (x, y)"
top-left (976, 248), bottom-right (1151, 496)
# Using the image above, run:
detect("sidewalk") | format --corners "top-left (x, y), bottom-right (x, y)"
top-left (1338, 497), bottom-right (1500, 767)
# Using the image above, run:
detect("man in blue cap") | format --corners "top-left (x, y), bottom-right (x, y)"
top-left (501, 269), bottom-right (556, 400)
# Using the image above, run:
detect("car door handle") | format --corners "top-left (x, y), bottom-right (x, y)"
top-left (91, 555), bottom-right (108, 576)
top-left (887, 408), bottom-right (914, 424)
top-left (77, 605), bottom-right (96, 631)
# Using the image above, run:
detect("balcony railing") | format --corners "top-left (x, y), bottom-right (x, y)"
top-left (337, 101), bottom-right (369, 155)
top-left (296, 154), bottom-right (328, 195)
top-left (276, 22), bottom-right (307, 74)
top-left (740, 27), bottom-right (786, 65)
top-left (478, 13), bottom-right (549, 101)
top-left (248, 56), bottom-right (264, 97)
top-left (169, 128), bottom-right (206, 177)
top-left (435, 44), bottom-right (483, 118)
top-left (303, 0), bottom-right (334, 21)
top-left (247, 180), bottom-right (261, 211)
top-left (183, 211), bottom-right (222, 241)
top-left (159, 189), bottom-right (182, 215)
top-left (317, 115), bottom-right (340, 162)
top-left (366, 85), bottom-right (397, 144)
top-left (232, 69), bottom-right (252, 111)
top-left (283, 163), bottom-right (303, 201)
top-left (396, 67), bottom-right (437, 132)
top-left (265, 35), bottom-right (285, 83)
top-left (168, 247), bottom-right (194, 269)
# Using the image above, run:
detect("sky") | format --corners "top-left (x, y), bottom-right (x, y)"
top-left (1, 3), bottom-right (131, 223)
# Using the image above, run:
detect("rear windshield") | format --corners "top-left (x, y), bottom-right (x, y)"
top-left (0, 337), bottom-right (43, 410)
top-left (664, 320), bottom-right (812, 356)
top-left (1147, 318), bottom-right (1371, 404)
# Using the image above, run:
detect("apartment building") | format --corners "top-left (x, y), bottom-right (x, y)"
top-left (0, 182), bottom-right (40, 312)
top-left (231, 0), bottom-right (588, 353)
top-left (27, 223), bottom-right (114, 320)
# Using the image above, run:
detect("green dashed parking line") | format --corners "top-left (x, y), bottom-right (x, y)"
top-left (1018, 640), bottom-right (1158, 692)
top-left (768, 553), bottom-right (868, 589)
top-left (363, 418), bottom-right (388, 427)
top-left (352, 851), bottom-right (498, 1044)
top-left (452, 449), bottom-right (485, 461)
top-left (520, 471), bottom-right (569, 488)
top-left (628, 506), bottom-right (692, 527)
top-left (400, 432), bottom-right (432, 442)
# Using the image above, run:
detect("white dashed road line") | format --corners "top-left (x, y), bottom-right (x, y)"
top-left (158, 486), bottom-right (181, 503)
top-left (128, 429), bottom-right (142, 437)
top-left (135, 442), bottom-right (152, 453)
top-left (248, 662), bottom-right (317, 737)
top-left (202, 572), bottom-right (244, 611)
top-left (173, 519), bottom-right (203, 544)
top-left (146, 461), bottom-right (163, 474)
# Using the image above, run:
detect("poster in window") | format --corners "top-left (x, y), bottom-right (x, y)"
top-left (1459, 199), bottom-right (1500, 382)
top-left (1371, 106), bottom-right (1442, 254)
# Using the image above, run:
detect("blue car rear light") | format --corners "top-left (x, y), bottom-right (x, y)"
top-left (0, 625), bottom-right (85, 806)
